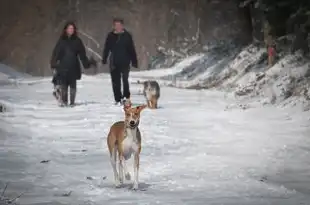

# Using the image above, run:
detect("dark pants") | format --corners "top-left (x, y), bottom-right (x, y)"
top-left (110, 65), bottom-right (130, 102)
top-left (52, 73), bottom-right (77, 105)
top-left (61, 79), bottom-right (77, 105)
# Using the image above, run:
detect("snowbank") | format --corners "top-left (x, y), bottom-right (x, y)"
top-left (130, 53), bottom-right (205, 79)
top-left (0, 64), bottom-right (36, 112)
top-left (130, 44), bottom-right (310, 110)
top-left (0, 63), bottom-right (31, 85)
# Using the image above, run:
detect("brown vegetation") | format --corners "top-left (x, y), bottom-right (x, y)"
top-left (0, 0), bottom-right (251, 76)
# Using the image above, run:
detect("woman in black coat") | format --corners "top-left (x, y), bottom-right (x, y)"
top-left (50, 21), bottom-right (96, 106)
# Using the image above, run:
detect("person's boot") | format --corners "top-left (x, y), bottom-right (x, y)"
top-left (69, 88), bottom-right (76, 106)
top-left (61, 86), bottom-right (68, 106)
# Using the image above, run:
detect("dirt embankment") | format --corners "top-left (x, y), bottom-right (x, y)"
top-left (0, 0), bottom-right (251, 76)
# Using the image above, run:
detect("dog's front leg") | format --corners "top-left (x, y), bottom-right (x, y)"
top-left (132, 153), bottom-right (140, 190)
top-left (146, 100), bottom-right (150, 108)
top-left (148, 100), bottom-right (153, 109)
top-left (123, 159), bottom-right (131, 180)
top-left (110, 148), bottom-right (120, 187)
top-left (154, 100), bottom-right (158, 109)
top-left (118, 155), bottom-right (125, 184)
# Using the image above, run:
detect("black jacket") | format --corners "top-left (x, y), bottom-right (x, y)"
top-left (102, 30), bottom-right (138, 69)
top-left (50, 35), bottom-right (91, 81)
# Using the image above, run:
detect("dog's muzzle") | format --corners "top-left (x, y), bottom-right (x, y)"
top-left (129, 120), bottom-right (137, 128)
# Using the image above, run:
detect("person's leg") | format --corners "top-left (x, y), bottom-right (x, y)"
top-left (60, 76), bottom-right (69, 105)
top-left (110, 68), bottom-right (122, 103)
top-left (61, 84), bottom-right (68, 106)
top-left (69, 80), bottom-right (77, 105)
top-left (121, 66), bottom-right (130, 99)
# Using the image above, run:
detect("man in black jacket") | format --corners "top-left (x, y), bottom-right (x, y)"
top-left (102, 18), bottom-right (138, 105)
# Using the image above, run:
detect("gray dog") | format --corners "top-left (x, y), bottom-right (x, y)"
top-left (142, 80), bottom-right (160, 109)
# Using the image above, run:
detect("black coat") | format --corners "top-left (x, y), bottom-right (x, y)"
top-left (102, 30), bottom-right (138, 70)
top-left (50, 35), bottom-right (90, 81)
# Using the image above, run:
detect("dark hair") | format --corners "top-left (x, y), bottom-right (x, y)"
top-left (113, 17), bottom-right (124, 24)
top-left (62, 21), bottom-right (77, 37)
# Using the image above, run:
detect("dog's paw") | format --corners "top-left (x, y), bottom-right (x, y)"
top-left (115, 181), bottom-right (122, 188)
top-left (115, 185), bottom-right (122, 189)
top-left (132, 183), bottom-right (139, 191)
top-left (119, 176), bottom-right (124, 184)
top-left (125, 173), bottom-right (131, 181)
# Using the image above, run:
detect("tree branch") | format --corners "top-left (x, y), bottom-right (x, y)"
top-left (1, 183), bottom-right (8, 197)
top-left (79, 30), bottom-right (100, 48)
top-left (86, 47), bottom-right (102, 60)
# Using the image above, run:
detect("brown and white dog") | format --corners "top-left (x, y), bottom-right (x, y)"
top-left (107, 102), bottom-right (147, 190)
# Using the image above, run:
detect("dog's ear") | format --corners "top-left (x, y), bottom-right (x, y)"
top-left (136, 104), bottom-right (147, 112)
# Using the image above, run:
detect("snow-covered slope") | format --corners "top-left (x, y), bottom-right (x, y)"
top-left (0, 67), bottom-right (310, 204)
top-left (131, 45), bottom-right (310, 110)
top-left (0, 63), bottom-right (31, 85)
top-left (131, 54), bottom-right (205, 79)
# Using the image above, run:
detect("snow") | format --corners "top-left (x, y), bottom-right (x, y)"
top-left (130, 54), bottom-right (205, 79)
top-left (0, 63), bottom-right (30, 85)
top-left (134, 44), bottom-right (310, 111)
top-left (128, 45), bottom-right (267, 90)
top-left (0, 62), bottom-right (310, 204)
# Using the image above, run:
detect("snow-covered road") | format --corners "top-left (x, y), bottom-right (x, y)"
top-left (0, 73), bottom-right (310, 205)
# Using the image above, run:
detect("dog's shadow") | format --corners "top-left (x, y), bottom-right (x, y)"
top-left (146, 105), bottom-right (164, 110)
top-left (99, 182), bottom-right (151, 192)
top-left (148, 106), bottom-right (164, 110)
top-left (73, 101), bottom-right (100, 106)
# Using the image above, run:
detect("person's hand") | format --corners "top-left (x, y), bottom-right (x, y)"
top-left (132, 63), bottom-right (138, 68)
top-left (89, 56), bottom-right (97, 68)
top-left (52, 69), bottom-right (57, 75)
